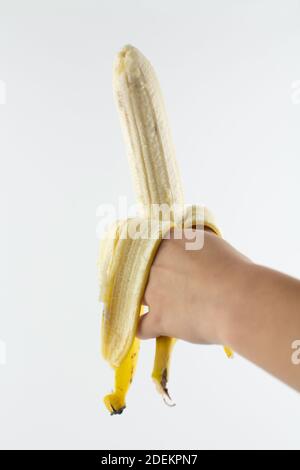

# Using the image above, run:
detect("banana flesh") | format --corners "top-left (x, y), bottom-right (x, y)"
top-left (99, 45), bottom-right (233, 415)
top-left (113, 45), bottom-right (184, 217)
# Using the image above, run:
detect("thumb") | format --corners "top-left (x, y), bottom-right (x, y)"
top-left (137, 310), bottom-right (159, 340)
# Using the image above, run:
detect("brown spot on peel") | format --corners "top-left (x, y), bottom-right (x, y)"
top-left (161, 368), bottom-right (176, 407)
top-left (110, 404), bottom-right (126, 416)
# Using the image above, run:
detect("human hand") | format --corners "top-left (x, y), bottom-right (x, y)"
top-left (138, 227), bottom-right (252, 345)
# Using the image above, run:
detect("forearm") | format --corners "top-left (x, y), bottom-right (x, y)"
top-left (221, 263), bottom-right (300, 392)
top-left (139, 229), bottom-right (300, 392)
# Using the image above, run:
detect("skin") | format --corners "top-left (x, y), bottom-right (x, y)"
top-left (138, 228), bottom-right (300, 392)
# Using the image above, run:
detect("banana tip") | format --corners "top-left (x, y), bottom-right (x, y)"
top-left (103, 393), bottom-right (126, 415)
top-left (115, 44), bottom-right (135, 75)
top-left (152, 374), bottom-right (176, 407)
top-left (223, 346), bottom-right (234, 359)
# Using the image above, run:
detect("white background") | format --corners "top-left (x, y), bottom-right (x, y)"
top-left (1, 0), bottom-right (300, 450)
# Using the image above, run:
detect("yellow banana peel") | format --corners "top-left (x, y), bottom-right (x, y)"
top-left (98, 45), bottom-right (233, 415)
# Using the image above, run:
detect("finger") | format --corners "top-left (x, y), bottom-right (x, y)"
top-left (141, 292), bottom-right (148, 306)
top-left (137, 311), bottom-right (159, 340)
top-left (142, 278), bottom-right (152, 306)
top-left (142, 262), bottom-right (161, 306)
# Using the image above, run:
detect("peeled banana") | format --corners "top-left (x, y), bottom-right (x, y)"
top-left (98, 45), bottom-right (232, 415)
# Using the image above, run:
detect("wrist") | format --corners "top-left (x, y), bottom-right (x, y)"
top-left (218, 260), bottom-right (258, 348)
